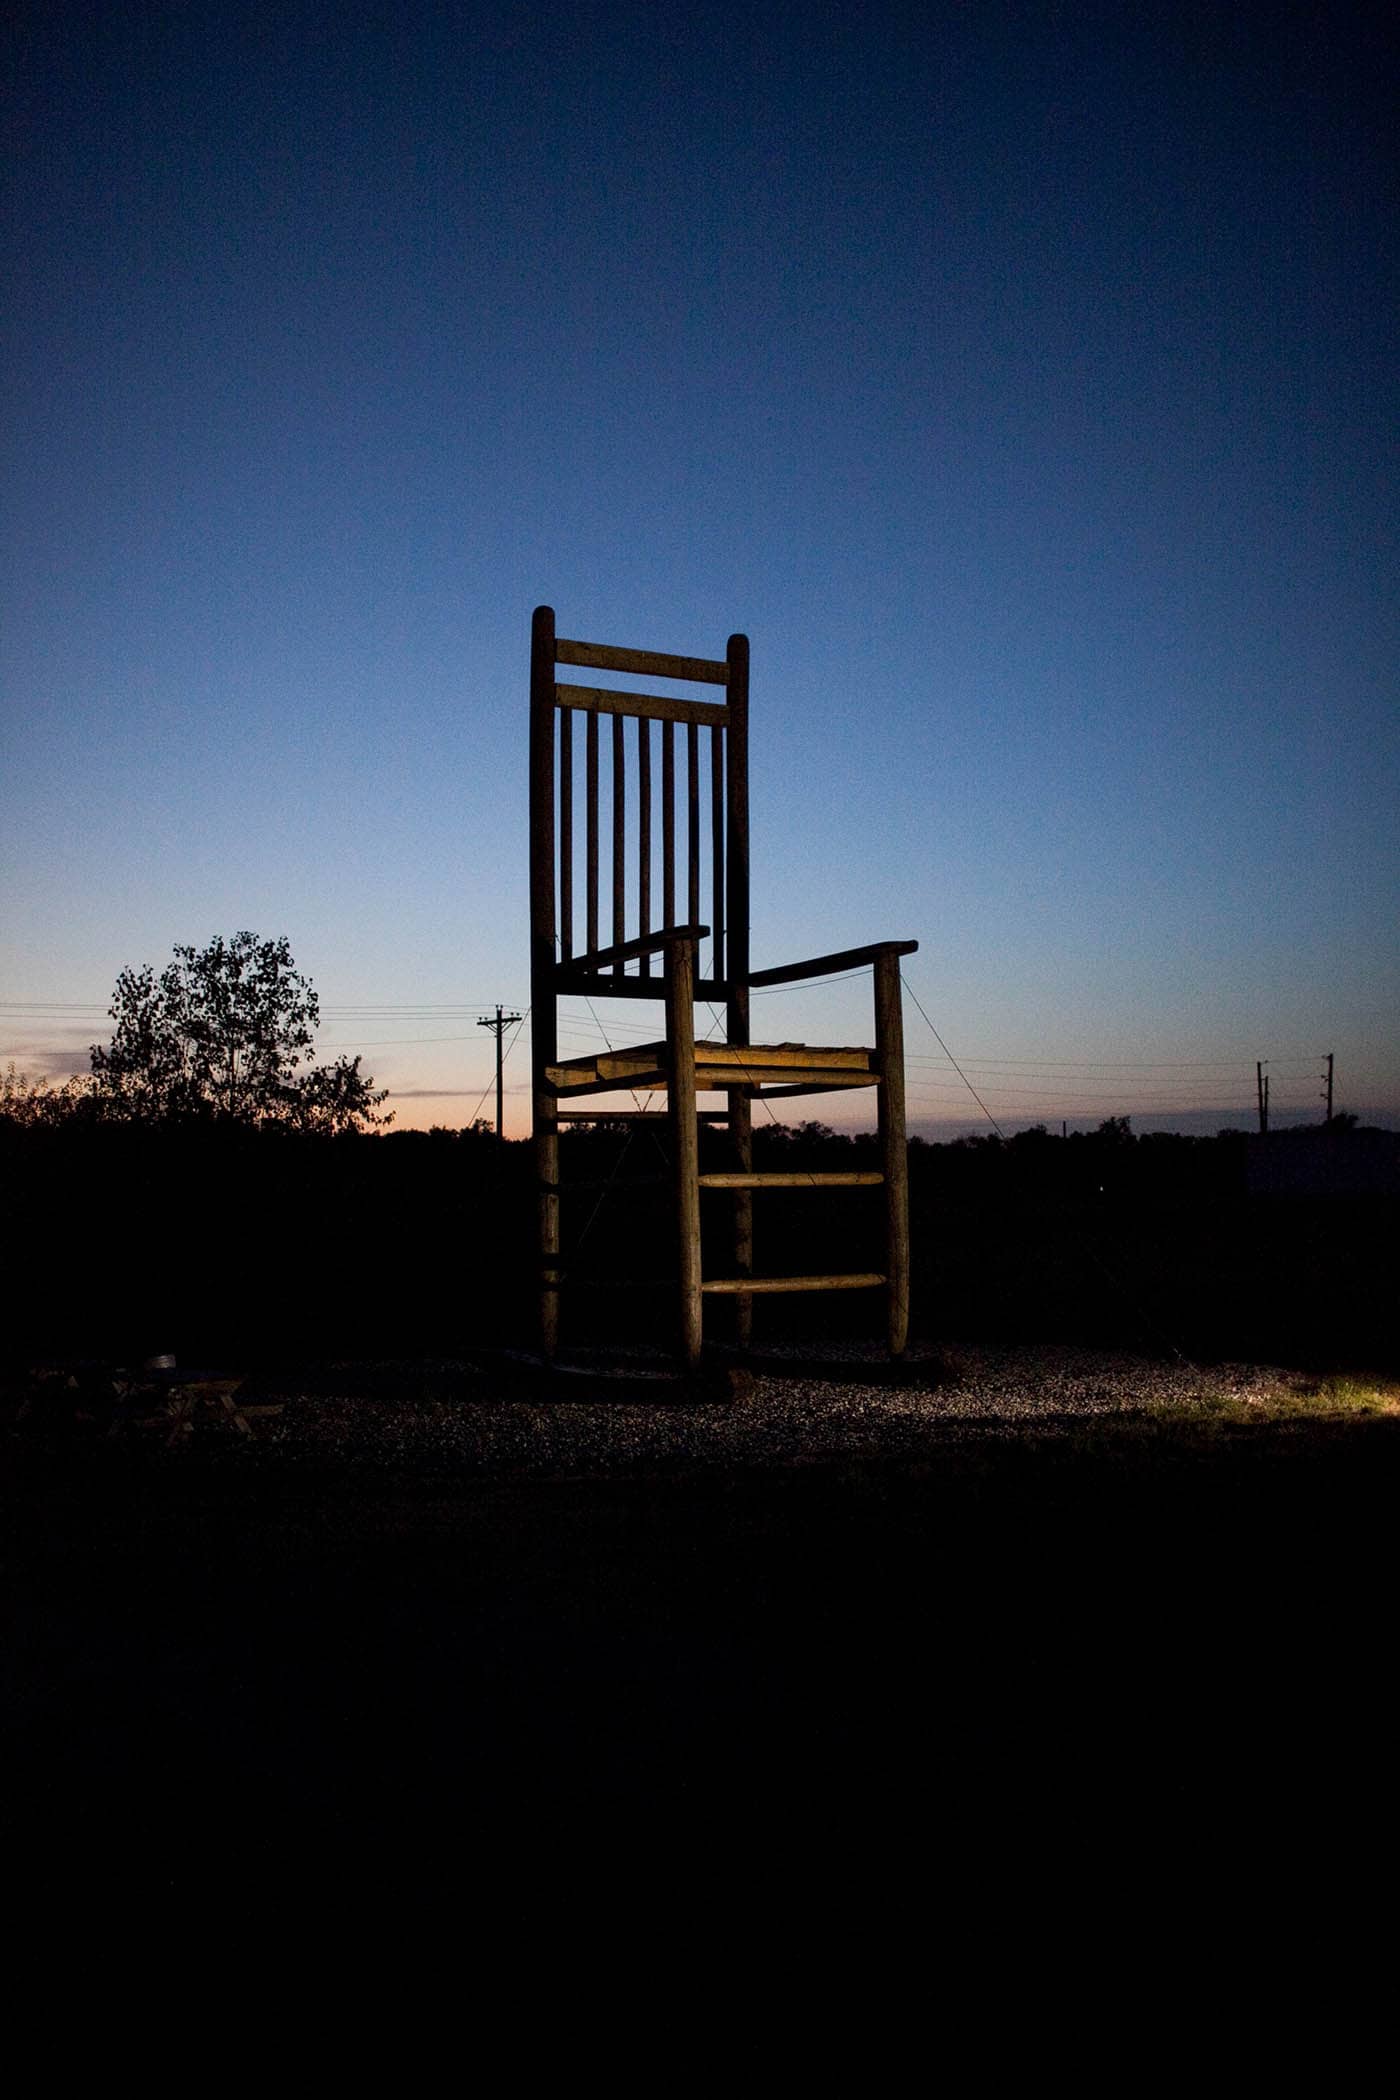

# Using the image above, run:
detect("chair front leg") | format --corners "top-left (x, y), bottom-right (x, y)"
top-left (665, 935), bottom-right (703, 1369)
top-left (874, 950), bottom-right (910, 1358)
top-left (730, 1091), bottom-right (754, 1349)
top-left (536, 1096), bottom-right (560, 1360)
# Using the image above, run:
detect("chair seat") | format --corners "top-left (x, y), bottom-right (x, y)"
top-left (545, 1039), bottom-right (879, 1097)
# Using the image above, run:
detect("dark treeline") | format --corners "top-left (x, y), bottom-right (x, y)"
top-left (3, 1114), bottom-right (1395, 1370)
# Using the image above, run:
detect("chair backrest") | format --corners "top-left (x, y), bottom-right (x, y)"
top-left (529, 606), bottom-right (750, 1012)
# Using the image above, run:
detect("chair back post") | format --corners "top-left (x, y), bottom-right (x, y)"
top-left (529, 604), bottom-right (561, 1355)
top-left (723, 632), bottom-right (755, 1340)
top-left (724, 632), bottom-right (751, 1041)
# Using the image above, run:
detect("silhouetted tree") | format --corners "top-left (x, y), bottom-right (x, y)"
top-left (1094, 1116), bottom-right (1134, 1145)
top-left (88, 932), bottom-right (391, 1132)
top-left (0, 1064), bottom-right (93, 1125)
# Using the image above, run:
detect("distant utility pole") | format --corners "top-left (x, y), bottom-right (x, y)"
top-left (1322, 1051), bottom-right (1334, 1124)
top-left (1256, 1060), bottom-right (1270, 1136)
top-left (477, 1005), bottom-right (522, 1142)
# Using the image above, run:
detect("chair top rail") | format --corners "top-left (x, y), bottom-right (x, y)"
top-left (555, 682), bottom-right (729, 728)
top-left (556, 636), bottom-right (730, 686)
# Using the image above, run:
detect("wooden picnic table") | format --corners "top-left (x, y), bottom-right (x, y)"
top-left (159, 1378), bottom-right (260, 1446)
top-left (14, 1367), bottom-right (284, 1444)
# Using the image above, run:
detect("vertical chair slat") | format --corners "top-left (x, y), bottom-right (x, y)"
top-left (710, 723), bottom-right (724, 984)
top-left (638, 717), bottom-right (652, 978)
top-left (662, 722), bottom-right (675, 930)
top-left (586, 711), bottom-right (599, 958)
top-left (559, 707), bottom-right (573, 961)
top-left (687, 722), bottom-right (700, 929)
top-left (612, 713), bottom-right (625, 970)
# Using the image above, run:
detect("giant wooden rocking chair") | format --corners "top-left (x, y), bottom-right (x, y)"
top-left (530, 605), bottom-right (917, 1371)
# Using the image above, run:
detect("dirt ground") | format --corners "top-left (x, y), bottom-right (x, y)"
top-left (4, 1367), bottom-right (1396, 1915)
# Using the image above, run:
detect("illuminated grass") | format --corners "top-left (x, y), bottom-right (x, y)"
top-left (1284, 1373), bottom-right (1400, 1415)
top-left (1172, 1372), bottom-right (1400, 1423)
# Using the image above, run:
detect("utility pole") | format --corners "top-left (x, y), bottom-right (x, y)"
top-left (1256, 1060), bottom-right (1269, 1136)
top-left (477, 1005), bottom-right (522, 1142)
top-left (1322, 1052), bottom-right (1334, 1124)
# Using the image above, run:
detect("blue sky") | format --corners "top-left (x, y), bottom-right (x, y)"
top-left (3, 2), bottom-right (1396, 1135)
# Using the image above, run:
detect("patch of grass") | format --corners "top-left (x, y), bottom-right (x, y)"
top-left (1288, 1372), bottom-right (1400, 1415)
top-left (1170, 1373), bottom-right (1400, 1424)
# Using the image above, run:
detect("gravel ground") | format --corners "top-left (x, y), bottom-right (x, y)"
top-left (8, 1338), bottom-right (1390, 1903)
top-left (246, 1341), bottom-right (1309, 1478)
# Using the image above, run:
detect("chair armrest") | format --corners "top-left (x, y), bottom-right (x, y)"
top-left (748, 939), bottom-right (918, 989)
top-left (571, 923), bottom-right (710, 972)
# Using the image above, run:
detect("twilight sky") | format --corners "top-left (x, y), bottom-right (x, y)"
top-left (4, 1), bottom-right (1396, 1136)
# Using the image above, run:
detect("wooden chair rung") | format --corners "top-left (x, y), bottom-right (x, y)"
top-left (556, 683), bottom-right (729, 728)
top-left (700, 1273), bottom-right (886, 1295)
top-left (554, 1175), bottom-right (667, 1194)
top-left (555, 1109), bottom-right (732, 1123)
top-left (697, 1172), bottom-right (883, 1189)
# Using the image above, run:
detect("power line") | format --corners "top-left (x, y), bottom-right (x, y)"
top-left (751, 967), bottom-right (872, 996)
top-left (904, 1054), bottom-right (1322, 1071)
top-left (320, 1033), bottom-right (502, 1049)
top-left (0, 1000), bottom-right (527, 1020)
top-left (899, 977), bottom-right (1010, 1140)
top-left (904, 1080), bottom-right (1258, 1101)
